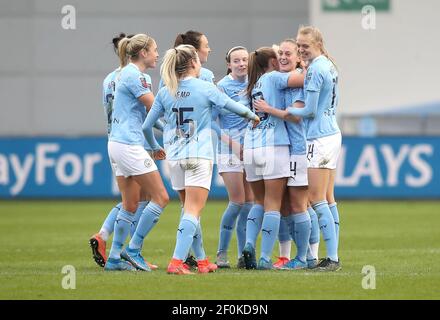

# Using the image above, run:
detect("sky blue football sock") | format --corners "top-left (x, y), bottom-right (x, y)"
top-left (313, 201), bottom-right (338, 262)
top-left (218, 202), bottom-right (242, 253)
top-left (287, 214), bottom-right (296, 245)
top-left (278, 216), bottom-right (292, 243)
top-left (129, 202), bottom-right (163, 251)
top-left (108, 208), bottom-right (135, 260)
top-left (308, 206), bottom-right (320, 245)
top-left (191, 218), bottom-right (206, 260)
top-left (329, 202), bottom-right (340, 248)
top-left (260, 211), bottom-right (281, 261)
top-left (307, 206), bottom-right (320, 260)
top-left (236, 202), bottom-right (252, 258)
top-left (99, 202), bottom-right (122, 241)
top-left (293, 212), bottom-right (312, 263)
top-left (173, 214), bottom-right (198, 261)
top-left (245, 204), bottom-right (264, 248)
top-left (130, 201), bottom-right (149, 238)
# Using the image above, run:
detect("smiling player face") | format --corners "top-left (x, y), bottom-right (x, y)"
top-left (296, 34), bottom-right (321, 63)
top-left (143, 40), bottom-right (159, 69)
top-left (278, 41), bottom-right (300, 73)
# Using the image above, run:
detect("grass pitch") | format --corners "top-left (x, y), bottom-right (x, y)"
top-left (0, 200), bottom-right (439, 300)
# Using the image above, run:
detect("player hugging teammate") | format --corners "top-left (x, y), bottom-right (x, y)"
top-left (90, 25), bottom-right (342, 274)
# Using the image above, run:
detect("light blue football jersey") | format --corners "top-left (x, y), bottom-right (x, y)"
top-left (148, 77), bottom-right (251, 161)
top-left (102, 68), bottom-right (120, 136)
top-left (244, 71), bottom-right (291, 149)
top-left (302, 55), bottom-right (340, 140)
top-left (199, 67), bottom-right (215, 83)
top-left (214, 75), bottom-right (249, 154)
top-left (109, 63), bottom-right (153, 146)
top-left (284, 86), bottom-right (307, 155)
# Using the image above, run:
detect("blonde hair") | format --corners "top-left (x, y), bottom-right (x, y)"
top-left (297, 26), bottom-right (337, 68)
top-left (161, 44), bottom-right (199, 97)
top-left (118, 33), bottom-right (155, 68)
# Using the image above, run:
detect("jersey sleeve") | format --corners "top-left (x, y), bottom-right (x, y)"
top-left (102, 80), bottom-right (108, 107)
top-left (126, 71), bottom-right (152, 98)
top-left (305, 66), bottom-right (323, 92)
top-left (142, 92), bottom-right (164, 150)
top-left (296, 89), bottom-right (305, 103)
top-left (271, 71), bottom-right (290, 90)
top-left (207, 83), bottom-right (231, 110)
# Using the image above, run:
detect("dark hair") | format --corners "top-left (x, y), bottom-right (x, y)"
top-left (246, 47), bottom-right (277, 99)
top-left (111, 32), bottom-right (134, 55)
top-left (174, 30), bottom-right (204, 50)
top-left (225, 46), bottom-right (247, 75)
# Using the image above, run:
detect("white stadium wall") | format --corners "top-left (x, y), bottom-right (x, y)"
top-left (311, 0), bottom-right (440, 115)
top-left (0, 0), bottom-right (308, 136)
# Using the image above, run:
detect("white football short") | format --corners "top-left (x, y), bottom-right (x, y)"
top-left (108, 141), bottom-right (157, 177)
top-left (217, 153), bottom-right (244, 174)
top-left (306, 132), bottom-right (342, 170)
top-left (168, 158), bottom-right (213, 191)
top-left (287, 154), bottom-right (309, 187)
top-left (243, 146), bottom-right (290, 182)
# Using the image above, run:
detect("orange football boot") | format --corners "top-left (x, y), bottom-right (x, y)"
top-left (197, 258), bottom-right (218, 273)
top-left (273, 256), bottom-right (289, 269)
top-left (167, 258), bottom-right (194, 275)
top-left (89, 233), bottom-right (107, 267)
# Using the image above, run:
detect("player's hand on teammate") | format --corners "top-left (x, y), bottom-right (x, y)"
top-left (252, 116), bottom-right (260, 128)
top-left (253, 99), bottom-right (269, 114)
top-left (153, 148), bottom-right (166, 160)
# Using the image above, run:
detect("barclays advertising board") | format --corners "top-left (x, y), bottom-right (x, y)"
top-left (0, 136), bottom-right (438, 199)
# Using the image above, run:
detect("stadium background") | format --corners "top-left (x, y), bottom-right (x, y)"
top-left (1, 0), bottom-right (440, 302)
top-left (1, 0), bottom-right (439, 200)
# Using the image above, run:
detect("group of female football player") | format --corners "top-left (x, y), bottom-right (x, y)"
top-left (89, 26), bottom-right (342, 274)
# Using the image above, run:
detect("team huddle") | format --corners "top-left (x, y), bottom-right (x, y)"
top-left (89, 26), bottom-right (342, 274)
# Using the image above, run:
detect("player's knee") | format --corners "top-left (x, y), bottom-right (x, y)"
top-left (229, 194), bottom-right (245, 205)
top-left (291, 203), bottom-right (308, 213)
top-left (154, 191), bottom-right (169, 208)
top-left (124, 202), bottom-right (138, 213)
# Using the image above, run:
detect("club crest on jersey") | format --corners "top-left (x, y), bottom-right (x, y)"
top-left (144, 159), bottom-right (153, 168)
top-left (140, 77), bottom-right (151, 89)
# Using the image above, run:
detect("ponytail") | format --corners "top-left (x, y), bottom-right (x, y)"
top-left (161, 45), bottom-right (198, 97)
top-left (118, 37), bottom-right (131, 68)
top-left (161, 49), bottom-right (179, 97)
top-left (246, 47), bottom-right (277, 99)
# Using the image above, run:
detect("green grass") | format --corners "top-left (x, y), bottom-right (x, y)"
top-left (0, 200), bottom-right (439, 300)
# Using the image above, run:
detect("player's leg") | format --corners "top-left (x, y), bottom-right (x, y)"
top-left (241, 147), bottom-right (265, 269)
top-left (216, 172), bottom-right (245, 268)
top-left (273, 189), bottom-right (291, 269)
top-left (327, 169), bottom-right (339, 248)
top-left (236, 175), bottom-right (254, 268)
top-left (308, 168), bottom-right (339, 269)
top-left (242, 179), bottom-right (265, 269)
top-left (169, 186), bottom-right (210, 275)
top-left (105, 176), bottom-right (139, 271)
top-left (283, 185), bottom-right (310, 269)
top-left (257, 177), bottom-right (287, 269)
top-left (122, 171), bottom-right (169, 271)
top-left (307, 202), bottom-right (320, 267)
